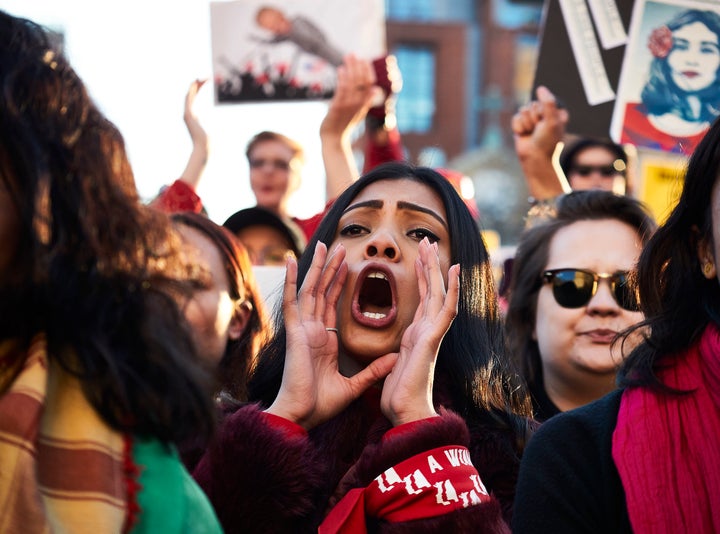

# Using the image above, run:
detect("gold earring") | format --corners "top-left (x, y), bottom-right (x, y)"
top-left (703, 262), bottom-right (715, 277)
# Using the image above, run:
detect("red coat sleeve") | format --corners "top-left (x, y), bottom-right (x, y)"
top-left (150, 179), bottom-right (204, 214)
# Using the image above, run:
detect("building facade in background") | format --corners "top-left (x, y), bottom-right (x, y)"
top-left (385, 0), bottom-right (543, 245)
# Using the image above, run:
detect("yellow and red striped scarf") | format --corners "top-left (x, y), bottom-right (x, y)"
top-left (0, 334), bottom-right (129, 533)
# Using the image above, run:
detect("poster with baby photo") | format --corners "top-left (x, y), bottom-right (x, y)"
top-left (210, 0), bottom-right (386, 103)
top-left (610, 0), bottom-right (720, 157)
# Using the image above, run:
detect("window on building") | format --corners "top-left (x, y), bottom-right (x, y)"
top-left (386, 0), bottom-right (433, 20)
top-left (394, 45), bottom-right (436, 133)
top-left (385, 0), bottom-right (474, 21)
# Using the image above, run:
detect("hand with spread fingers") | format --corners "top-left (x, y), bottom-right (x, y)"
top-left (380, 238), bottom-right (460, 427)
top-left (265, 242), bottom-right (397, 430)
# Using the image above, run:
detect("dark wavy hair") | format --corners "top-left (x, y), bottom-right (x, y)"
top-left (619, 115), bottom-right (720, 389)
top-left (642, 9), bottom-right (720, 122)
top-left (172, 212), bottom-right (270, 401)
top-left (0, 11), bottom-right (215, 443)
top-left (506, 191), bottom-right (657, 392)
top-left (248, 162), bottom-right (533, 441)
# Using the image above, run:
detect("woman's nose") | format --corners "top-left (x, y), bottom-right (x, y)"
top-left (365, 232), bottom-right (400, 261)
top-left (587, 280), bottom-right (620, 316)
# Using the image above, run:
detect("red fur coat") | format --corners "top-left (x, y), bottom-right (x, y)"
top-left (193, 392), bottom-right (521, 533)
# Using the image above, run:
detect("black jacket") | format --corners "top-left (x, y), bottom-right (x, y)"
top-left (513, 389), bottom-right (631, 533)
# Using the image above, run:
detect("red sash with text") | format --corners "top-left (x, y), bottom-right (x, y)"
top-left (319, 445), bottom-right (490, 533)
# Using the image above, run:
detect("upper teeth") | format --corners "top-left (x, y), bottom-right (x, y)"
top-left (368, 272), bottom-right (387, 280)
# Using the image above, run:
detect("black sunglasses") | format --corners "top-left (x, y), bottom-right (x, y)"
top-left (541, 268), bottom-right (639, 311)
top-left (570, 164), bottom-right (624, 177)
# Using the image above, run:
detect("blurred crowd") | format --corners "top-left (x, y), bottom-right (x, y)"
top-left (2, 7), bottom-right (720, 534)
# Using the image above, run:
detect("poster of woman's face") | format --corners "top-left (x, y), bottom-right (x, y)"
top-left (610, 0), bottom-right (720, 156)
top-left (210, 0), bottom-right (385, 104)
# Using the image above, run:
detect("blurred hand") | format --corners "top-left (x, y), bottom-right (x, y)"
top-left (320, 54), bottom-right (379, 139)
top-left (368, 54), bottom-right (402, 120)
top-left (511, 85), bottom-right (568, 161)
top-left (184, 78), bottom-right (208, 148)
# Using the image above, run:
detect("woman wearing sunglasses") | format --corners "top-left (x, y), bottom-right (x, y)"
top-left (558, 138), bottom-right (628, 196)
top-left (505, 190), bottom-right (656, 422)
top-left (513, 115), bottom-right (720, 534)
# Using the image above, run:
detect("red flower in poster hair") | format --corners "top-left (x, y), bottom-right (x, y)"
top-left (648, 25), bottom-right (673, 58)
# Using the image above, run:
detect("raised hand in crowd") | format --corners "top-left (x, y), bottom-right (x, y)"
top-left (320, 54), bottom-right (381, 199)
top-left (179, 78), bottom-right (210, 191)
top-left (511, 85), bottom-right (571, 201)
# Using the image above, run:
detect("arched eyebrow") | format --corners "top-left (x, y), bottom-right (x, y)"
top-left (343, 199), bottom-right (448, 230)
top-left (670, 37), bottom-right (720, 48)
top-left (398, 201), bottom-right (448, 230)
top-left (343, 199), bottom-right (383, 214)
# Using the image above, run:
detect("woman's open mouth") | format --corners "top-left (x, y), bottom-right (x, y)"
top-left (351, 265), bottom-right (398, 328)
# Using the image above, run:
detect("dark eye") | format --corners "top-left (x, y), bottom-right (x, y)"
top-left (672, 39), bottom-right (688, 51)
top-left (408, 228), bottom-right (439, 243)
top-left (339, 223), bottom-right (368, 237)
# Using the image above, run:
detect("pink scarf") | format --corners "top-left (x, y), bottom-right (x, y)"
top-left (612, 323), bottom-right (720, 533)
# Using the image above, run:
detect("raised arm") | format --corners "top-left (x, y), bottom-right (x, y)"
top-left (149, 79), bottom-right (209, 214)
top-left (511, 86), bottom-right (571, 201)
top-left (178, 78), bottom-right (209, 191)
top-left (320, 55), bottom-right (379, 201)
